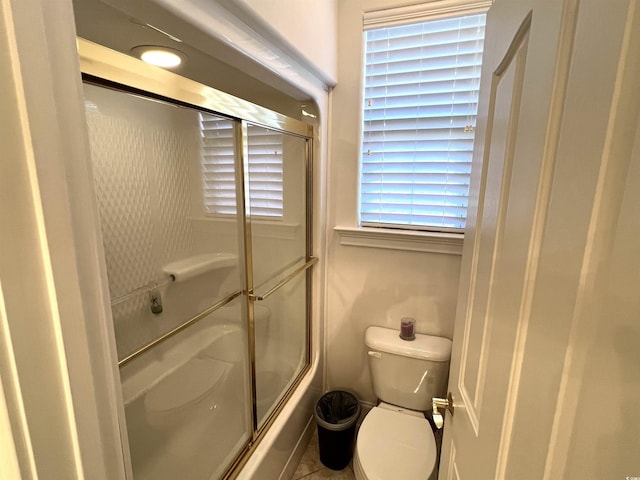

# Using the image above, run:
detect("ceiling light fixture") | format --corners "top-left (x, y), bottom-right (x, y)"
top-left (131, 46), bottom-right (186, 69)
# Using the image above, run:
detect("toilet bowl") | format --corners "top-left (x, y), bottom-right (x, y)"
top-left (354, 403), bottom-right (436, 480)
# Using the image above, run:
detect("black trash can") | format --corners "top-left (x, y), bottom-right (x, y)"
top-left (314, 390), bottom-right (361, 470)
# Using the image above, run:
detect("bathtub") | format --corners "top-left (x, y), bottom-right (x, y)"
top-left (119, 302), bottom-right (322, 480)
top-left (120, 320), bottom-right (250, 480)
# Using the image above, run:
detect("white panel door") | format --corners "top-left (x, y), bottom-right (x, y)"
top-left (440, 0), bottom-right (640, 478)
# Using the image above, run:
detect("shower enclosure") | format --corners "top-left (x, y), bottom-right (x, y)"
top-left (80, 39), bottom-right (315, 479)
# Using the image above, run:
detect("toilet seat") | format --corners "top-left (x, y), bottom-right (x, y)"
top-left (355, 406), bottom-right (436, 480)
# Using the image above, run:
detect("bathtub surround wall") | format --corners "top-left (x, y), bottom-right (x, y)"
top-left (325, 0), bottom-right (463, 405)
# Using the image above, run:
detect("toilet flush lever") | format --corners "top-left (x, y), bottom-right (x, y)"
top-left (432, 392), bottom-right (454, 429)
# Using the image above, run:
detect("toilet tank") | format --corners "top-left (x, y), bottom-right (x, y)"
top-left (365, 326), bottom-right (452, 411)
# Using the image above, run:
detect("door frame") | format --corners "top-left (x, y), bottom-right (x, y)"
top-left (1, 0), bottom-right (128, 477)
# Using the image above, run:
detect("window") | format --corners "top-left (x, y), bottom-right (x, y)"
top-left (361, 12), bottom-right (486, 232)
top-left (200, 114), bottom-right (284, 218)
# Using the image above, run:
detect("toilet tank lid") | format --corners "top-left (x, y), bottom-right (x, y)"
top-left (365, 326), bottom-right (452, 362)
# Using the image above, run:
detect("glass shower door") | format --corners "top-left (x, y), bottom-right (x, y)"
top-left (84, 82), bottom-right (253, 480)
top-left (79, 37), bottom-right (315, 479)
top-left (243, 124), bottom-right (311, 427)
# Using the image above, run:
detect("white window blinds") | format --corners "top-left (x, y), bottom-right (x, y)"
top-left (245, 125), bottom-right (284, 218)
top-left (200, 115), bottom-right (283, 218)
top-left (361, 13), bottom-right (486, 232)
top-left (200, 115), bottom-right (236, 215)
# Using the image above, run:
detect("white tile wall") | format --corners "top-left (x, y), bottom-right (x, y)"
top-left (84, 85), bottom-right (205, 357)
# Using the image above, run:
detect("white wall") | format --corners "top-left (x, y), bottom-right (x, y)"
top-left (225, 0), bottom-right (338, 85)
top-left (325, 0), bottom-right (463, 404)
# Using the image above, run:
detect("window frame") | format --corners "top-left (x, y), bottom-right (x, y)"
top-left (343, 0), bottom-right (491, 250)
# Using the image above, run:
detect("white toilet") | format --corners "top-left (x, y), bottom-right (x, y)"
top-left (354, 326), bottom-right (452, 480)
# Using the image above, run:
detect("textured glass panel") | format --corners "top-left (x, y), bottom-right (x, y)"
top-left (247, 127), bottom-right (309, 429)
top-left (254, 272), bottom-right (307, 428)
top-left (248, 127), bottom-right (307, 285)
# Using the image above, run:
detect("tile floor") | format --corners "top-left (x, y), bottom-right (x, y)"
top-left (292, 431), bottom-right (356, 480)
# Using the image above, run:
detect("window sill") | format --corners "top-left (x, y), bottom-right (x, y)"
top-left (334, 226), bottom-right (463, 255)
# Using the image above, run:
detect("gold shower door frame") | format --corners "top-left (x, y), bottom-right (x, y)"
top-left (78, 38), bottom-right (316, 480)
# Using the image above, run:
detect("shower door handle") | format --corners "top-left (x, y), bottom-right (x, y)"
top-left (248, 257), bottom-right (318, 302)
